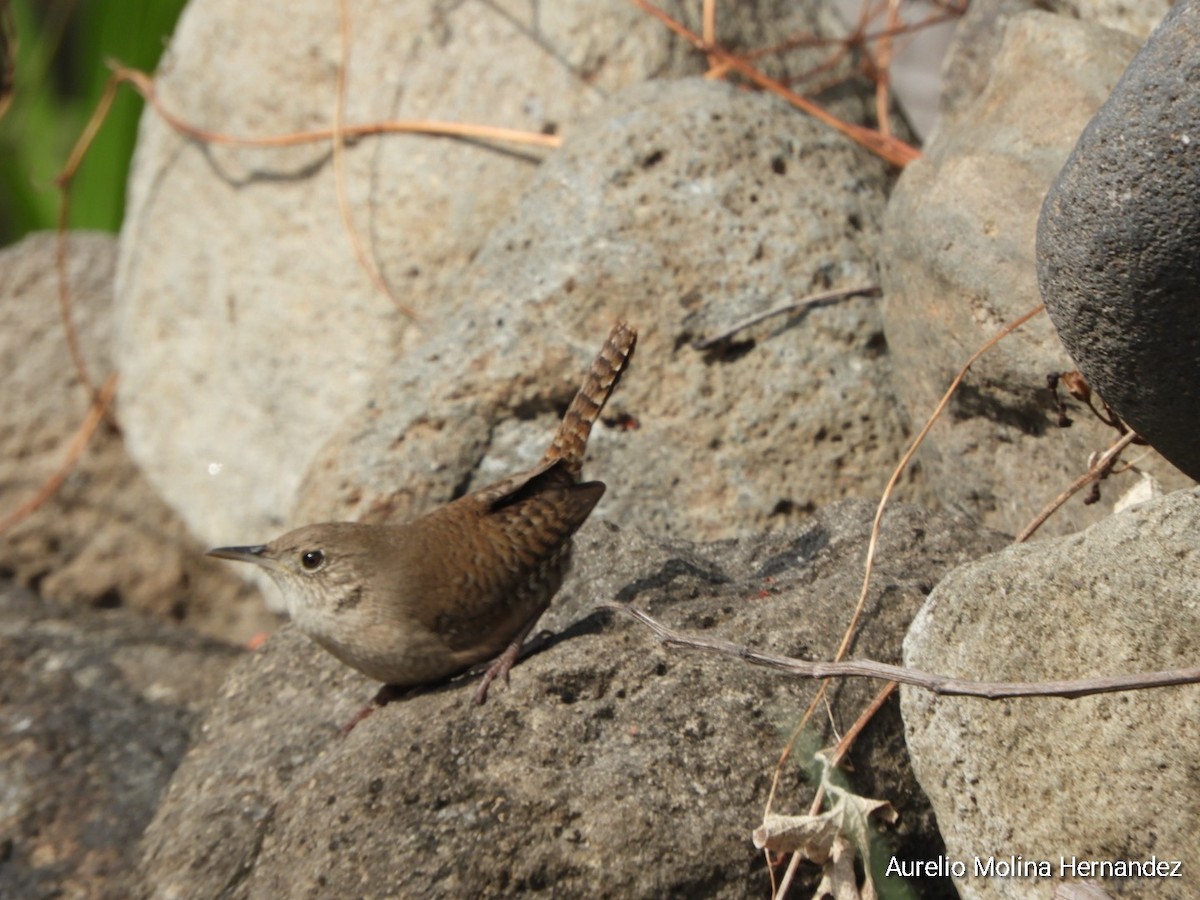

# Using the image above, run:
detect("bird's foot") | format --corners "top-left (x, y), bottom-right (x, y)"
top-left (340, 683), bottom-right (406, 734)
top-left (473, 642), bottom-right (521, 705)
top-left (472, 613), bottom-right (550, 705)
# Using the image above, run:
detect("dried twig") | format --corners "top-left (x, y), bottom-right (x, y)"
top-left (837, 303), bottom-right (1045, 665)
top-left (54, 73), bottom-right (127, 403)
top-left (0, 0), bottom-right (16, 122)
top-left (747, 1), bottom-right (963, 65)
top-left (1015, 429), bottom-right (1139, 543)
top-left (871, 0), bottom-right (901, 139)
top-left (773, 829), bottom-right (803, 898)
top-left (56, 59), bottom-right (562, 382)
top-left (765, 303), bottom-right (1044, 891)
top-left (772, 680), bottom-right (899, 895)
top-left (611, 605), bottom-right (1200, 700)
top-left (331, 0), bottom-right (417, 319)
top-left (109, 64), bottom-right (561, 151)
top-left (0, 374), bottom-right (119, 535)
top-left (770, 305), bottom-right (1046, 790)
top-left (93, 60), bottom-right (562, 320)
top-left (626, 0), bottom-right (919, 167)
top-left (54, 227), bottom-right (99, 403)
top-left (831, 681), bottom-right (896, 769)
top-left (692, 284), bottom-right (880, 349)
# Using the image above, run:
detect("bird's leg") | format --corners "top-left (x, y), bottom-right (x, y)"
top-left (473, 615), bottom-right (544, 705)
top-left (340, 683), bottom-right (407, 735)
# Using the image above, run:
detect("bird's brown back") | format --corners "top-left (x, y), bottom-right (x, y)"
top-left (399, 321), bottom-right (637, 660)
top-left (395, 478), bottom-right (604, 660)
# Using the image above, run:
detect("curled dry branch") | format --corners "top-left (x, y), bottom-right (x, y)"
top-left (627, 0), bottom-right (920, 166)
top-left (610, 604), bottom-right (1200, 700)
top-left (0, 374), bottom-right (119, 536)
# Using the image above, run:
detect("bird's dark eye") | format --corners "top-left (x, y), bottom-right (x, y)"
top-left (300, 549), bottom-right (325, 571)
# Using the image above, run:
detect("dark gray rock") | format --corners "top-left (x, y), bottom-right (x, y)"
top-left (0, 583), bottom-right (240, 900)
top-left (1037, 0), bottom-right (1200, 480)
top-left (903, 488), bottom-right (1200, 899)
top-left (881, 13), bottom-right (1190, 538)
top-left (138, 501), bottom-right (1006, 899)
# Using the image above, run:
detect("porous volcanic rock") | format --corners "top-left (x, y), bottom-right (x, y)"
top-left (139, 500), bottom-right (1006, 899)
top-left (1038, 0), bottom-right (1200, 480)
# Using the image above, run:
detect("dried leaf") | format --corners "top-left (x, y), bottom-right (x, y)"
top-left (754, 752), bottom-right (897, 880)
top-left (812, 835), bottom-right (862, 900)
top-left (754, 810), bottom-right (841, 860)
top-left (1113, 471), bottom-right (1160, 514)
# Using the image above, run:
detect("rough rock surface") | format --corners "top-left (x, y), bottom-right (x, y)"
top-left (0, 582), bottom-right (239, 900)
top-left (14, 5), bottom-right (1197, 898)
top-left (0, 232), bottom-right (275, 642)
top-left (939, 0), bottom-right (1171, 123)
top-left (903, 488), bottom-right (1200, 900)
top-left (1057, 0), bottom-right (1173, 36)
top-left (880, 12), bottom-right (1190, 538)
top-left (1038, 0), bottom-right (1200, 480)
top-left (115, 0), bottom-right (864, 551)
top-left (138, 500), bottom-right (1007, 899)
top-left (292, 77), bottom-right (934, 547)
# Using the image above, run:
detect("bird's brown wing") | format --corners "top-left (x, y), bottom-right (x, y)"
top-left (406, 464), bottom-right (604, 658)
top-left (469, 456), bottom-right (562, 508)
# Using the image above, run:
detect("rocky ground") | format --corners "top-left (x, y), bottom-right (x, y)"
top-left (2, 1), bottom-right (1197, 898)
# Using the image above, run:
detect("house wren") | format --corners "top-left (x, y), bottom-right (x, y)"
top-left (209, 322), bottom-right (637, 711)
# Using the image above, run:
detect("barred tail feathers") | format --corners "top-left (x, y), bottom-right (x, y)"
top-left (542, 321), bottom-right (637, 477)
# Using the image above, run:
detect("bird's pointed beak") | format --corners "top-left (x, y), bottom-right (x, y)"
top-left (207, 544), bottom-right (274, 568)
